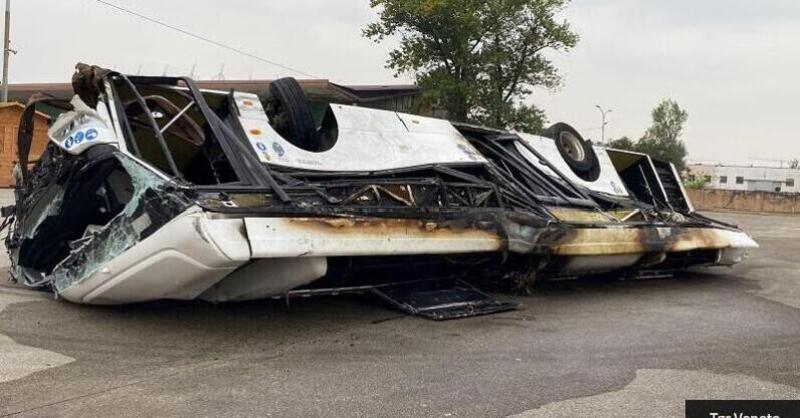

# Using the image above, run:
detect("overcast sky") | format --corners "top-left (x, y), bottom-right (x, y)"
top-left (8, 0), bottom-right (800, 163)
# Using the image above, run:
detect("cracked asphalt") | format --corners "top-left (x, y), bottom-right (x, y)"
top-left (0, 209), bottom-right (798, 417)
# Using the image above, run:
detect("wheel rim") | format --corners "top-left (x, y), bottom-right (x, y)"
top-left (559, 132), bottom-right (586, 162)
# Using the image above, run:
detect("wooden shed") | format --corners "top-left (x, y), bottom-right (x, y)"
top-left (0, 103), bottom-right (50, 187)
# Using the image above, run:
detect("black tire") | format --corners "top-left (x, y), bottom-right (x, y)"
top-left (267, 77), bottom-right (322, 151)
top-left (542, 122), bottom-right (600, 182)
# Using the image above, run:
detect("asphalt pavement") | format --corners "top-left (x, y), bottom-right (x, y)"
top-left (0, 205), bottom-right (798, 417)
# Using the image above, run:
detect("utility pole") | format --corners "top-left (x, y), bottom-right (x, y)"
top-left (2, 0), bottom-right (10, 103)
top-left (213, 64), bottom-right (225, 81)
top-left (595, 105), bottom-right (612, 145)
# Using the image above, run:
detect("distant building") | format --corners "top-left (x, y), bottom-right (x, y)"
top-left (687, 163), bottom-right (800, 193)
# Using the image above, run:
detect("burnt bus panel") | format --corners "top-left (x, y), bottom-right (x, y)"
top-left (1, 64), bottom-right (759, 318)
top-left (606, 149), bottom-right (670, 208)
top-left (651, 159), bottom-right (692, 213)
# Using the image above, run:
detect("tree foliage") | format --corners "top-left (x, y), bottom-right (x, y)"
top-left (607, 136), bottom-right (634, 150)
top-left (637, 99), bottom-right (689, 171)
top-left (364, 0), bottom-right (578, 132)
top-left (683, 176), bottom-right (709, 190)
top-left (606, 100), bottom-right (689, 171)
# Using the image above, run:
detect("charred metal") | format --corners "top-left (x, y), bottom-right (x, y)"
top-left (2, 63), bottom-right (758, 319)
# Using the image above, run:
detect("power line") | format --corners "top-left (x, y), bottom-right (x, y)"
top-left (92, 0), bottom-right (317, 78)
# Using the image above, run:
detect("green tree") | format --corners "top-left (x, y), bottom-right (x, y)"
top-left (605, 100), bottom-right (689, 171)
top-left (607, 136), bottom-right (635, 150)
top-left (364, 0), bottom-right (578, 132)
top-left (683, 175), bottom-right (709, 190)
top-left (636, 99), bottom-right (689, 171)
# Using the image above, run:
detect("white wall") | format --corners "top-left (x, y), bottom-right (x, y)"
top-left (688, 165), bottom-right (800, 193)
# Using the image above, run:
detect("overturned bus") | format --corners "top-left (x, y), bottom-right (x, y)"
top-left (3, 64), bottom-right (757, 319)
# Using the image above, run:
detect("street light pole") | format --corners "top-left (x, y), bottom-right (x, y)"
top-left (595, 105), bottom-right (612, 145)
top-left (2, 0), bottom-right (10, 103)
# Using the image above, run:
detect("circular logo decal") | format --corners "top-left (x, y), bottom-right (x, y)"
top-left (85, 128), bottom-right (99, 140)
top-left (272, 142), bottom-right (285, 157)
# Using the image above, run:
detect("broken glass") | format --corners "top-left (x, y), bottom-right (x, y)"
top-left (52, 155), bottom-right (192, 292)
